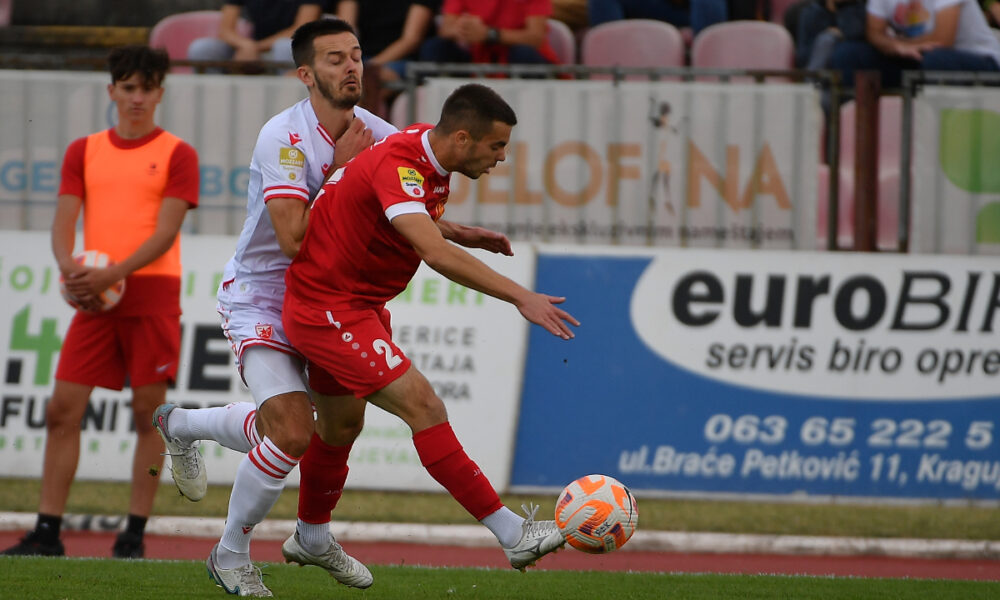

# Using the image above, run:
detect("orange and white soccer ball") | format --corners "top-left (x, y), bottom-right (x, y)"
top-left (59, 250), bottom-right (126, 311)
top-left (555, 474), bottom-right (638, 554)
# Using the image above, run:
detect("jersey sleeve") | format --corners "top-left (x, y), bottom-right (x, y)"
top-left (58, 137), bottom-right (88, 198)
top-left (165, 140), bottom-right (200, 207)
top-left (371, 150), bottom-right (431, 218)
top-left (256, 123), bottom-right (311, 204)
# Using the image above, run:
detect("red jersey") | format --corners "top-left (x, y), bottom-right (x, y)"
top-left (286, 124), bottom-right (450, 309)
top-left (442, 0), bottom-right (558, 64)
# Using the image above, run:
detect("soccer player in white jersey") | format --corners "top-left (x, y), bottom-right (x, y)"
top-left (151, 18), bottom-right (512, 597)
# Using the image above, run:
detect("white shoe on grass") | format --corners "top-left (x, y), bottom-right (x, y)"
top-left (152, 403), bottom-right (207, 501)
top-left (503, 503), bottom-right (566, 571)
top-left (282, 531), bottom-right (373, 588)
top-left (206, 543), bottom-right (272, 597)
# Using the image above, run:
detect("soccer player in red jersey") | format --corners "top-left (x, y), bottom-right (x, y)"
top-left (284, 83), bottom-right (579, 571)
top-left (1, 45), bottom-right (199, 559)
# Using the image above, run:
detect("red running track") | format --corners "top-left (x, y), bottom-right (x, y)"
top-left (2, 531), bottom-right (999, 581)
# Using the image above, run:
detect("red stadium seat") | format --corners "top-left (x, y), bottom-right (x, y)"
top-left (691, 20), bottom-right (794, 75)
top-left (580, 19), bottom-right (686, 78)
top-left (547, 18), bottom-right (577, 65)
top-left (149, 10), bottom-right (253, 73)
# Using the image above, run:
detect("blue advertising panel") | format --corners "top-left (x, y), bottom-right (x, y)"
top-left (511, 248), bottom-right (1000, 500)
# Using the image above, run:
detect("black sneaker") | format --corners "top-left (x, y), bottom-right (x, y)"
top-left (111, 531), bottom-right (144, 559)
top-left (1, 530), bottom-right (65, 556)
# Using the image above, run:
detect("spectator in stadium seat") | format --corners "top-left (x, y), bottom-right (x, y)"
top-left (829, 0), bottom-right (1000, 88)
top-left (586, 0), bottom-right (736, 35)
top-left (187, 0), bottom-right (323, 70)
top-left (418, 0), bottom-right (560, 66)
top-left (335, 0), bottom-right (441, 83)
top-left (0, 45), bottom-right (198, 560)
top-left (794, 0), bottom-right (868, 69)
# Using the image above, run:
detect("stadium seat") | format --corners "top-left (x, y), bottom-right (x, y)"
top-left (690, 20), bottom-right (794, 74)
top-left (547, 18), bottom-right (577, 65)
top-left (580, 19), bottom-right (685, 78)
top-left (148, 10), bottom-right (253, 73)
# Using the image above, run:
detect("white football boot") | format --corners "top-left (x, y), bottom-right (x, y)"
top-left (282, 531), bottom-right (373, 588)
top-left (206, 544), bottom-right (272, 597)
top-left (503, 503), bottom-right (566, 571)
top-left (152, 403), bottom-right (207, 501)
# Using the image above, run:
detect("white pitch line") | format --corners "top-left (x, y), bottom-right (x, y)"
top-left (1, 512), bottom-right (997, 559)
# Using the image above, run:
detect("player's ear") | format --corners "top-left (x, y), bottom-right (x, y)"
top-left (297, 65), bottom-right (313, 87)
top-left (454, 129), bottom-right (471, 148)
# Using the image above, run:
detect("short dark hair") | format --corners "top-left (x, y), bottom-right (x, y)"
top-left (436, 84), bottom-right (517, 139)
top-left (291, 18), bottom-right (359, 67)
top-left (107, 45), bottom-right (170, 87)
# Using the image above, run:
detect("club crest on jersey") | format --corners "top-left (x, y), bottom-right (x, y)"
top-left (397, 166), bottom-right (425, 198)
top-left (255, 324), bottom-right (273, 339)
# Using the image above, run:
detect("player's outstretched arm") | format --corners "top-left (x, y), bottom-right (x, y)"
top-left (394, 213), bottom-right (578, 339)
top-left (437, 220), bottom-right (513, 256)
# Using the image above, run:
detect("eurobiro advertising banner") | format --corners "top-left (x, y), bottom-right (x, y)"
top-left (0, 232), bottom-right (530, 491)
top-left (512, 247), bottom-right (1000, 501)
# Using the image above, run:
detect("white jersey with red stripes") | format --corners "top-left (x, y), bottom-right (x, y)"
top-left (217, 97), bottom-right (395, 367)
top-left (222, 97), bottom-right (396, 287)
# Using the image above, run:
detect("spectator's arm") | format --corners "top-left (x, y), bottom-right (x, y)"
top-left (453, 13), bottom-right (548, 47)
top-left (494, 14), bottom-right (548, 48)
top-left (336, 0), bottom-right (359, 28)
top-left (437, 13), bottom-right (462, 41)
top-left (370, 4), bottom-right (436, 64)
top-left (217, 4), bottom-right (255, 49)
top-left (256, 3), bottom-right (323, 51)
top-left (865, 13), bottom-right (930, 58)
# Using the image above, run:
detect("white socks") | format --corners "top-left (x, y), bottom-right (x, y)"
top-left (217, 437), bottom-right (299, 568)
top-left (480, 506), bottom-right (525, 548)
top-left (296, 519), bottom-right (332, 555)
top-left (167, 402), bottom-right (260, 453)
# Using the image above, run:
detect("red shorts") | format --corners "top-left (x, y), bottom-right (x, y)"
top-left (283, 296), bottom-right (411, 398)
top-left (55, 310), bottom-right (181, 390)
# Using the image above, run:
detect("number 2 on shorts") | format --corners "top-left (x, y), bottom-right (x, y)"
top-left (373, 338), bottom-right (403, 369)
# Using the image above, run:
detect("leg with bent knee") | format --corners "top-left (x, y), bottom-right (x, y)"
top-left (366, 366), bottom-right (566, 570)
top-left (281, 395), bottom-right (373, 589)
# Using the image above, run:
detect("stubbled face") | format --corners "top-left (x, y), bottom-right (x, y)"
top-left (308, 32), bottom-right (363, 110)
top-left (456, 121), bottom-right (512, 179)
top-left (108, 73), bottom-right (163, 124)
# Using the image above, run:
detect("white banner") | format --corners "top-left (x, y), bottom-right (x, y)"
top-left (912, 87), bottom-right (1000, 255)
top-left (0, 232), bottom-right (530, 491)
top-left (0, 70), bottom-right (305, 235)
top-left (419, 79), bottom-right (821, 250)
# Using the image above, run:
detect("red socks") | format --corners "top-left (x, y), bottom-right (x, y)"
top-left (297, 433), bottom-right (352, 524)
top-left (413, 422), bottom-right (502, 520)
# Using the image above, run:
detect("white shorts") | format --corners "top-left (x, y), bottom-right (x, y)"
top-left (217, 277), bottom-right (307, 406)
